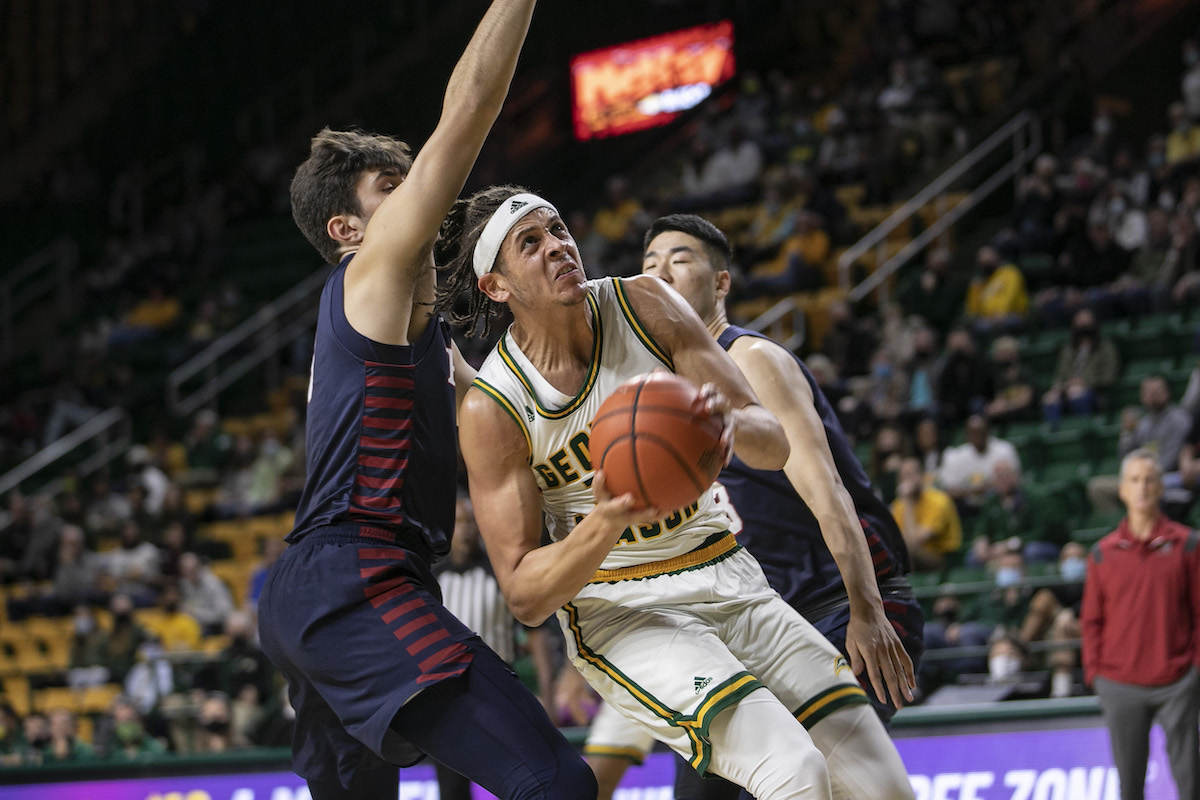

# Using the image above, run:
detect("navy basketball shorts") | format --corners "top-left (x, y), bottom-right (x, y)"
top-left (258, 528), bottom-right (478, 788)
top-left (810, 582), bottom-right (925, 724)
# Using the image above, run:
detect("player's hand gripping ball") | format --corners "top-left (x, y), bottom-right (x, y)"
top-left (590, 372), bottom-right (726, 511)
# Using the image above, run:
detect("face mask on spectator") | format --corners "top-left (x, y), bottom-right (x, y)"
top-left (1060, 557), bottom-right (1087, 581)
top-left (995, 566), bottom-right (1022, 588)
top-left (989, 655), bottom-right (1022, 680)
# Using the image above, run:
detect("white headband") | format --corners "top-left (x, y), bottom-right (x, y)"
top-left (471, 193), bottom-right (559, 280)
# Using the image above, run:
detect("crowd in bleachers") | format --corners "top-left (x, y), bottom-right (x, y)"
top-left (2, 0), bottom-right (1200, 765)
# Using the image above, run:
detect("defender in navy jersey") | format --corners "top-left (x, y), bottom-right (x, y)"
top-left (255, 3), bottom-right (596, 799)
top-left (640, 215), bottom-right (921, 800)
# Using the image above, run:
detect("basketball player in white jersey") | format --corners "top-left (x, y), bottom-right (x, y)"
top-left (436, 186), bottom-right (913, 800)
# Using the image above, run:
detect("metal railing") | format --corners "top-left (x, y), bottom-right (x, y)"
top-left (0, 407), bottom-right (131, 497)
top-left (747, 295), bottom-right (807, 352)
top-left (840, 109), bottom-right (1042, 304)
top-left (0, 239), bottom-right (79, 363)
top-left (166, 265), bottom-right (328, 417)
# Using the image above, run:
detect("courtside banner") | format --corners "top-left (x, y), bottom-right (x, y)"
top-left (0, 725), bottom-right (1179, 799)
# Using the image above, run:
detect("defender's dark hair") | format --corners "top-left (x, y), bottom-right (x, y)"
top-left (643, 213), bottom-right (733, 270)
top-left (290, 128), bottom-right (413, 264)
top-left (434, 183), bottom-right (532, 339)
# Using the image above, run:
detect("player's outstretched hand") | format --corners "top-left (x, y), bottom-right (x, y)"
top-left (845, 605), bottom-right (916, 710)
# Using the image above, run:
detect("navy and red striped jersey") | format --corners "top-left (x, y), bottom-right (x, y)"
top-left (288, 256), bottom-right (458, 557)
top-left (716, 326), bottom-right (910, 613)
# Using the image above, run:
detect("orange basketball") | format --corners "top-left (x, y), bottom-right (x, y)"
top-left (590, 372), bottom-right (726, 511)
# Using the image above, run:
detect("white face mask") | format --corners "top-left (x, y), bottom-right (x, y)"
top-left (1060, 557), bottom-right (1087, 581)
top-left (990, 655), bottom-right (1022, 680)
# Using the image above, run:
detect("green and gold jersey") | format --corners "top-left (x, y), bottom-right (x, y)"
top-left (474, 277), bottom-right (731, 570)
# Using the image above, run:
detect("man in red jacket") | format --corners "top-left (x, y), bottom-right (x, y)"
top-left (1081, 447), bottom-right (1200, 800)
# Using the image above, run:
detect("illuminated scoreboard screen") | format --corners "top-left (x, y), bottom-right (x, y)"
top-left (570, 21), bottom-right (736, 141)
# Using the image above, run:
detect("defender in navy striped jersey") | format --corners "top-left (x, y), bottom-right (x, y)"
top-left (255, 4), bottom-right (597, 799)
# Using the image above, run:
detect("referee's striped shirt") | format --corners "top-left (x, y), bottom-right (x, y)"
top-left (435, 555), bottom-right (516, 665)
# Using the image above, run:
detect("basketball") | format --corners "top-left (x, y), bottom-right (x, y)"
top-left (590, 372), bottom-right (726, 511)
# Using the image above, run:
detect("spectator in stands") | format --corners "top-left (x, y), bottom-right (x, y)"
top-left (1088, 375), bottom-right (1193, 513)
top-left (985, 631), bottom-right (1028, 684)
top-left (0, 701), bottom-right (21, 766)
top-left (126, 445), bottom-right (170, 516)
top-left (1164, 406), bottom-right (1200, 523)
top-left (965, 544), bottom-right (1033, 631)
top-left (102, 593), bottom-right (150, 684)
top-left (211, 433), bottom-right (257, 519)
top-left (44, 708), bottom-right (94, 763)
top-left (742, 210), bottom-right (830, 297)
top-left (1168, 211), bottom-right (1200, 307)
top-left (963, 245), bottom-right (1028, 337)
top-left (157, 484), bottom-right (197, 542)
top-left (1165, 101), bottom-right (1200, 169)
top-left (1117, 206), bottom-right (1175, 313)
top-left (145, 584), bottom-right (202, 652)
top-left (902, 326), bottom-right (940, 423)
top-left (1035, 220), bottom-right (1130, 327)
top-left (16, 712), bottom-right (52, 765)
top-left (735, 175), bottom-right (799, 267)
top-left (1019, 541), bottom-right (1087, 699)
top-left (976, 459), bottom-right (1065, 565)
top-left (816, 107), bottom-right (867, 187)
top-left (1081, 448), bottom-right (1200, 800)
top-left (921, 592), bottom-right (991, 689)
top-left (83, 474), bottom-right (132, 541)
top-left (897, 247), bottom-right (966, 335)
top-left (913, 416), bottom-right (944, 476)
top-left (891, 456), bottom-right (962, 571)
top-left (95, 695), bottom-right (166, 761)
top-left (868, 424), bottom-right (906, 503)
top-left (68, 603), bottom-right (115, 690)
top-left (1041, 309), bottom-right (1120, 425)
top-left (107, 284), bottom-right (183, 350)
top-left (983, 336), bottom-right (1036, 425)
top-left (241, 432), bottom-right (294, 517)
top-left (13, 493), bottom-right (64, 584)
top-left (100, 519), bottom-right (160, 606)
top-left (846, 348), bottom-right (909, 440)
top-left (935, 327), bottom-right (992, 426)
top-left (156, 519), bottom-right (190, 587)
top-left (180, 409), bottom-right (231, 488)
top-left (177, 552), bottom-right (235, 636)
top-left (1010, 155), bottom-right (1062, 258)
top-left (214, 611), bottom-right (275, 709)
top-left (823, 299), bottom-right (877, 378)
top-left (194, 692), bottom-right (236, 753)
top-left (0, 491), bottom-right (61, 585)
top-left (939, 415), bottom-right (1021, 517)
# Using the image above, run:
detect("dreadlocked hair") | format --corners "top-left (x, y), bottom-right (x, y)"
top-left (434, 183), bottom-right (531, 339)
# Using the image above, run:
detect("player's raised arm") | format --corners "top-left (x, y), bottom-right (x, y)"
top-left (458, 386), bottom-right (662, 626)
top-left (345, 0), bottom-right (537, 341)
top-left (618, 275), bottom-right (789, 471)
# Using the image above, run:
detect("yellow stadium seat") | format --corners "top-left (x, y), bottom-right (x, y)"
top-left (32, 686), bottom-right (80, 713)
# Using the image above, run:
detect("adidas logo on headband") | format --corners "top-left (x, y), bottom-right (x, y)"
top-left (472, 193), bottom-right (559, 280)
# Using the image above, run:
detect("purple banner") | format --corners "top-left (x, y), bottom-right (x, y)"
top-left (0, 725), bottom-right (1178, 800)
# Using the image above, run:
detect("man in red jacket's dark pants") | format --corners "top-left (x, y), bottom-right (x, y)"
top-left (1081, 447), bottom-right (1200, 800)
